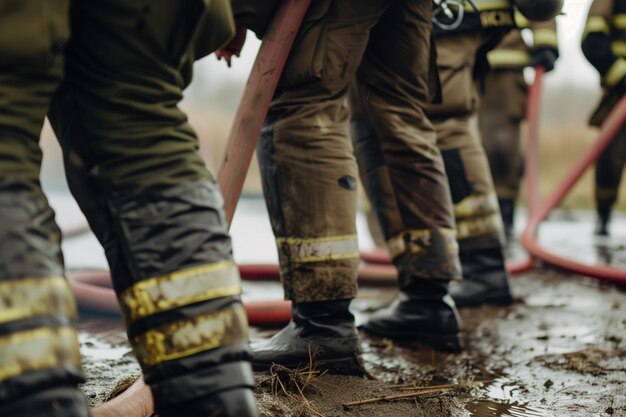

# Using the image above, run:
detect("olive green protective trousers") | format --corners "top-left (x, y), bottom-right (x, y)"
top-left (253, 0), bottom-right (461, 302)
top-left (0, 1), bottom-right (255, 416)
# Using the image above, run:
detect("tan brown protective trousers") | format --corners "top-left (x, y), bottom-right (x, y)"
top-left (252, 0), bottom-right (462, 302)
top-left (426, 32), bottom-right (506, 252)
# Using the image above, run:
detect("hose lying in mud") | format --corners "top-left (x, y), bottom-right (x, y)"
top-left (91, 378), bottom-right (152, 417)
top-left (68, 270), bottom-right (292, 326)
top-left (520, 92), bottom-right (626, 284)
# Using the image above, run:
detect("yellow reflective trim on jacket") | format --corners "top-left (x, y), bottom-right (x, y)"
top-left (487, 49), bottom-right (531, 68)
top-left (466, 0), bottom-right (510, 12)
top-left (132, 303), bottom-right (248, 368)
top-left (0, 327), bottom-right (82, 381)
top-left (276, 235), bottom-right (359, 263)
top-left (514, 10), bottom-right (530, 29)
top-left (386, 228), bottom-right (457, 260)
top-left (456, 213), bottom-right (503, 240)
top-left (119, 261), bottom-right (242, 322)
top-left (613, 14), bottom-right (626, 30)
top-left (533, 28), bottom-right (558, 48)
top-left (611, 41), bottom-right (626, 57)
top-left (454, 192), bottom-right (500, 219)
top-left (0, 276), bottom-right (77, 325)
top-left (583, 16), bottom-right (610, 38)
top-left (603, 58), bottom-right (626, 87)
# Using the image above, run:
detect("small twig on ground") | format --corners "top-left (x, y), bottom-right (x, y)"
top-left (342, 388), bottom-right (451, 408)
top-left (395, 383), bottom-right (455, 392)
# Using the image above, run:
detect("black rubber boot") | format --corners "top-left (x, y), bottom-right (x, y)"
top-left (251, 300), bottom-right (364, 375)
top-left (595, 204), bottom-right (611, 236)
top-left (498, 198), bottom-right (516, 241)
top-left (451, 247), bottom-right (513, 307)
top-left (0, 387), bottom-right (91, 417)
top-left (362, 281), bottom-right (463, 352)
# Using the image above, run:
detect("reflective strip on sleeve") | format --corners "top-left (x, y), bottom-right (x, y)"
top-left (533, 29), bottom-right (558, 48)
top-left (0, 277), bottom-right (77, 325)
top-left (276, 235), bottom-right (359, 263)
top-left (0, 327), bottom-right (82, 381)
top-left (514, 10), bottom-right (530, 29)
top-left (487, 49), bottom-right (531, 68)
top-left (386, 228), bottom-right (457, 260)
top-left (602, 58), bottom-right (626, 87)
top-left (613, 14), bottom-right (626, 30)
top-left (132, 303), bottom-right (248, 368)
top-left (456, 213), bottom-right (504, 240)
top-left (119, 261), bottom-right (241, 322)
top-left (454, 193), bottom-right (500, 219)
top-left (611, 41), bottom-right (626, 57)
top-left (583, 16), bottom-right (610, 38)
top-left (466, 0), bottom-right (511, 11)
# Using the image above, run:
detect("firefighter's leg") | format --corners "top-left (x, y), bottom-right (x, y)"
top-left (0, 1), bottom-right (90, 416)
top-left (47, 2), bottom-right (257, 416)
top-left (595, 126), bottom-right (626, 236)
top-left (479, 70), bottom-right (527, 239)
top-left (430, 34), bottom-right (512, 308)
top-left (351, 0), bottom-right (462, 352)
top-left (252, 0), bottom-right (392, 372)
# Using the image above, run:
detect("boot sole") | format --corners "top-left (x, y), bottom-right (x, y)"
top-left (362, 325), bottom-right (463, 353)
top-left (252, 355), bottom-right (366, 376)
top-left (454, 290), bottom-right (514, 308)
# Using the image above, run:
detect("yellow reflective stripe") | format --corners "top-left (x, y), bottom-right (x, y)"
top-left (603, 58), bottom-right (626, 87)
top-left (613, 14), bottom-right (626, 30)
top-left (514, 10), bottom-right (530, 29)
top-left (0, 277), bottom-right (77, 324)
top-left (276, 235), bottom-right (359, 263)
top-left (487, 50), bottom-right (531, 68)
top-left (132, 303), bottom-right (248, 368)
top-left (533, 29), bottom-right (558, 48)
top-left (466, 0), bottom-right (510, 12)
top-left (0, 327), bottom-right (82, 381)
top-left (386, 228), bottom-right (457, 260)
top-left (584, 16), bottom-right (610, 38)
top-left (456, 213), bottom-right (503, 240)
top-left (119, 261), bottom-right (241, 322)
top-left (611, 41), bottom-right (626, 57)
top-left (454, 193), bottom-right (500, 218)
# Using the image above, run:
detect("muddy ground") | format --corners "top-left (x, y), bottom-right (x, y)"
top-left (79, 266), bottom-right (626, 417)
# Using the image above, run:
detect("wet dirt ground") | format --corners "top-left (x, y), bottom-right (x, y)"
top-left (51, 194), bottom-right (625, 416)
top-left (78, 267), bottom-right (626, 417)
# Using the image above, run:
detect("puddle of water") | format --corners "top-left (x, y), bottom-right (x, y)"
top-left (466, 400), bottom-right (546, 417)
top-left (465, 377), bottom-right (547, 417)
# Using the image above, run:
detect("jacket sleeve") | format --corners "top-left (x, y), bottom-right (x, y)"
top-left (581, 0), bottom-right (626, 87)
top-left (230, 0), bottom-right (281, 38)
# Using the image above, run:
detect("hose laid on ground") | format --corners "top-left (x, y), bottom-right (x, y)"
top-left (521, 92), bottom-right (626, 284)
top-left (67, 270), bottom-right (292, 326)
top-left (91, 378), bottom-right (152, 417)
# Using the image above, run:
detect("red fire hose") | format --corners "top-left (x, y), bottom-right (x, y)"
top-left (521, 92), bottom-right (626, 284)
top-left (217, 0), bottom-right (313, 225)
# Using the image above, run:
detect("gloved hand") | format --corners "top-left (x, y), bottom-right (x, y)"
top-left (530, 47), bottom-right (558, 72)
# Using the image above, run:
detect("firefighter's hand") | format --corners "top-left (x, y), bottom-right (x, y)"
top-left (216, 24), bottom-right (247, 67)
top-left (530, 47), bottom-right (558, 72)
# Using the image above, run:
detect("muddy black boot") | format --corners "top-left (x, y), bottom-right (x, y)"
top-left (451, 247), bottom-right (513, 307)
top-left (251, 300), bottom-right (364, 375)
top-left (362, 281), bottom-right (463, 352)
top-left (595, 204), bottom-right (611, 236)
top-left (498, 198), bottom-right (516, 241)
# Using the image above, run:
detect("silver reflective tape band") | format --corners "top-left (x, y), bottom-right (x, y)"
top-left (0, 327), bottom-right (82, 381)
top-left (119, 261), bottom-right (241, 321)
top-left (0, 276), bottom-right (77, 325)
top-left (276, 235), bottom-right (359, 263)
top-left (387, 228), bottom-right (457, 259)
top-left (454, 192), bottom-right (499, 218)
top-left (456, 213), bottom-right (503, 240)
